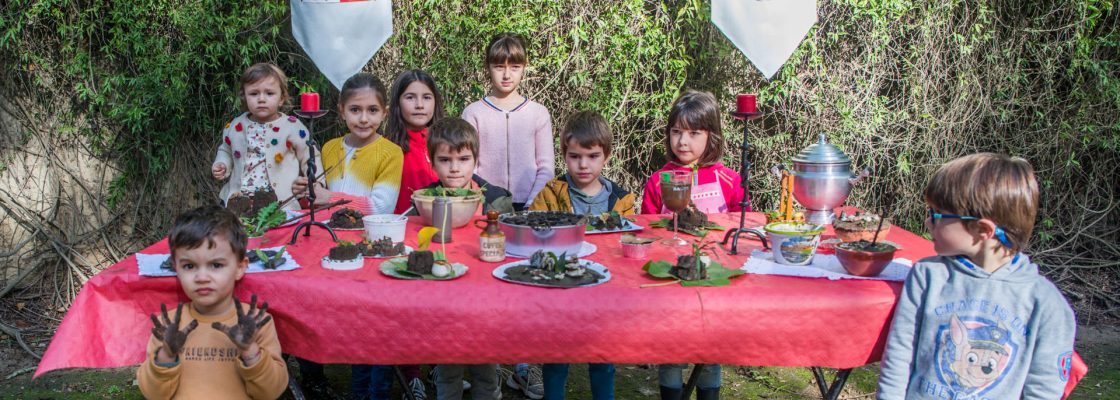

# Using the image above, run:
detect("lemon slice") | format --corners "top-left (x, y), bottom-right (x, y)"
top-left (417, 226), bottom-right (439, 251)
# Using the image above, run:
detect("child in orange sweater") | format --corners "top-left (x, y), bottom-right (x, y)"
top-left (137, 205), bottom-right (287, 399)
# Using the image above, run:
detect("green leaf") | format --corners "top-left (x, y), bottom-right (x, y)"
top-left (643, 260), bottom-right (743, 287)
top-left (704, 262), bottom-right (744, 281)
top-left (642, 260), bottom-right (675, 278)
top-left (393, 263), bottom-right (425, 277)
top-left (681, 277), bottom-right (731, 287)
top-left (649, 218), bottom-right (725, 237)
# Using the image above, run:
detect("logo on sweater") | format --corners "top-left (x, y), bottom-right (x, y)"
top-left (1058, 351), bottom-right (1073, 382)
top-left (182, 346), bottom-right (239, 363)
top-left (933, 314), bottom-right (1016, 397)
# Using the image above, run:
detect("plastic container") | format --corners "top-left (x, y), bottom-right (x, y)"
top-left (763, 222), bottom-right (825, 266)
top-left (362, 214), bottom-right (408, 244)
top-left (620, 235), bottom-right (654, 259)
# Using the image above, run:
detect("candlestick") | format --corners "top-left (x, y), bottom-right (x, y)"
top-left (722, 100), bottom-right (766, 255)
top-left (300, 92), bottom-right (320, 113)
top-left (736, 94), bottom-right (757, 114)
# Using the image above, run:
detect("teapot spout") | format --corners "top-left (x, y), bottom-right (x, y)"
top-left (849, 167), bottom-right (871, 186)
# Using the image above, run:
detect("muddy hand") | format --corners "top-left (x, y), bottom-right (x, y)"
top-left (211, 294), bottom-right (271, 350)
top-left (291, 176), bottom-right (309, 198)
top-left (150, 302), bottom-right (198, 358)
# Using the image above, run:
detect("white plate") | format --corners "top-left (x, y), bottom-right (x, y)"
top-left (379, 257), bottom-right (468, 280)
top-left (506, 242), bottom-right (597, 258)
top-left (364, 245), bottom-right (414, 259)
top-left (586, 219), bottom-right (644, 235)
top-left (492, 259), bottom-right (611, 288)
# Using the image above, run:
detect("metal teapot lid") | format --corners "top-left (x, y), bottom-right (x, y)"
top-left (793, 133), bottom-right (850, 164)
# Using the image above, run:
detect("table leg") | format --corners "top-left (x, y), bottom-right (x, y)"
top-left (810, 367), bottom-right (853, 400)
top-left (395, 366), bottom-right (416, 400)
top-left (680, 363), bottom-right (704, 400)
top-left (283, 354), bottom-right (306, 400)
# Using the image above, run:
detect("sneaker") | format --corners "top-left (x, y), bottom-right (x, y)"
top-left (403, 377), bottom-right (428, 400)
top-left (505, 364), bottom-right (544, 400)
top-left (463, 379), bottom-right (472, 391)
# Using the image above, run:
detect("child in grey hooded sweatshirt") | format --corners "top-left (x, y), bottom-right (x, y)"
top-left (878, 153), bottom-right (1076, 399)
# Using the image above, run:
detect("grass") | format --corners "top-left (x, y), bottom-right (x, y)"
top-left (1, 327), bottom-right (1116, 399)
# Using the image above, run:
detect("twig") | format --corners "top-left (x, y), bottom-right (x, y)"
top-left (0, 321), bottom-right (41, 360)
top-left (640, 280), bottom-right (681, 288)
top-left (5, 366), bottom-right (35, 380)
top-left (278, 199), bottom-right (353, 225)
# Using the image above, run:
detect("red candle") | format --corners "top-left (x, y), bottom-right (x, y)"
top-left (736, 94), bottom-right (757, 114)
top-left (300, 92), bottom-right (320, 112)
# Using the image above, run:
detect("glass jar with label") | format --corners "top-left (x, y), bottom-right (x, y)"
top-left (474, 210), bottom-right (506, 262)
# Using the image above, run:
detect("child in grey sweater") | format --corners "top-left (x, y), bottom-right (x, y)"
top-left (878, 153), bottom-right (1076, 399)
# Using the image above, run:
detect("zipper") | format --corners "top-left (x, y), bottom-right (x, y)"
top-left (506, 112), bottom-right (511, 194)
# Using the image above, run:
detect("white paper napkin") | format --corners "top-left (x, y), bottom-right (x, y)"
top-left (741, 250), bottom-right (912, 281)
top-left (137, 246), bottom-right (301, 277)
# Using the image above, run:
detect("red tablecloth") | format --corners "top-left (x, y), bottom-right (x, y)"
top-left (36, 212), bottom-right (936, 377)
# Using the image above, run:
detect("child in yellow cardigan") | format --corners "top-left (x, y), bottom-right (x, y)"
top-left (530, 111), bottom-right (636, 216)
top-left (293, 73), bottom-right (403, 216)
top-left (137, 205), bottom-right (287, 399)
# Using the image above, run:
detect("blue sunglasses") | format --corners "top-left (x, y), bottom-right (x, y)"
top-left (928, 208), bottom-right (1014, 248)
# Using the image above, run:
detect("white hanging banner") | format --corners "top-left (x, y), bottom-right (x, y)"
top-left (711, 0), bottom-right (818, 79)
top-left (291, 0), bottom-right (393, 89)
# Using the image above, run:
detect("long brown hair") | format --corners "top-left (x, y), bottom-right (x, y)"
top-left (664, 90), bottom-right (725, 167)
top-left (385, 70), bottom-right (445, 153)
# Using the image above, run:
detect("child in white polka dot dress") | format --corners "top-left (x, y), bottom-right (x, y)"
top-left (212, 62), bottom-right (314, 211)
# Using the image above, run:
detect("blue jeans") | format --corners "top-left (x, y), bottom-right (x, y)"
top-left (542, 363), bottom-right (615, 400)
top-left (351, 364), bottom-right (394, 400)
top-left (658, 364), bottom-right (721, 390)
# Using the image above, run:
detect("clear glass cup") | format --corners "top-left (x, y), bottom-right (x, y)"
top-left (660, 170), bottom-right (692, 246)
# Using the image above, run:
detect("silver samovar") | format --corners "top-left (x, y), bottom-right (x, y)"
top-left (786, 133), bottom-right (868, 225)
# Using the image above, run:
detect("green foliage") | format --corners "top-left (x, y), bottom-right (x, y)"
top-left (415, 187), bottom-right (482, 197)
top-left (1, 0), bottom-right (296, 180)
top-left (239, 202), bottom-right (284, 237)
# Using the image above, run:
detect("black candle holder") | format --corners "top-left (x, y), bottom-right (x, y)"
top-left (720, 110), bottom-right (768, 254)
top-left (289, 109), bottom-right (338, 245)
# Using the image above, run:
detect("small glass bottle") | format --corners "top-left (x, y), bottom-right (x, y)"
top-left (476, 210), bottom-right (506, 262)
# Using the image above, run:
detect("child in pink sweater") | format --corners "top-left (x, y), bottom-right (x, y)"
top-left (461, 32), bottom-right (554, 212)
top-left (641, 90), bottom-right (745, 215)
top-left (642, 90), bottom-right (744, 399)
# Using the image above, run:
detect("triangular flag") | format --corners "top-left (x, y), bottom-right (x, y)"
top-left (712, 0), bottom-right (818, 79)
top-left (291, 0), bottom-right (393, 89)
